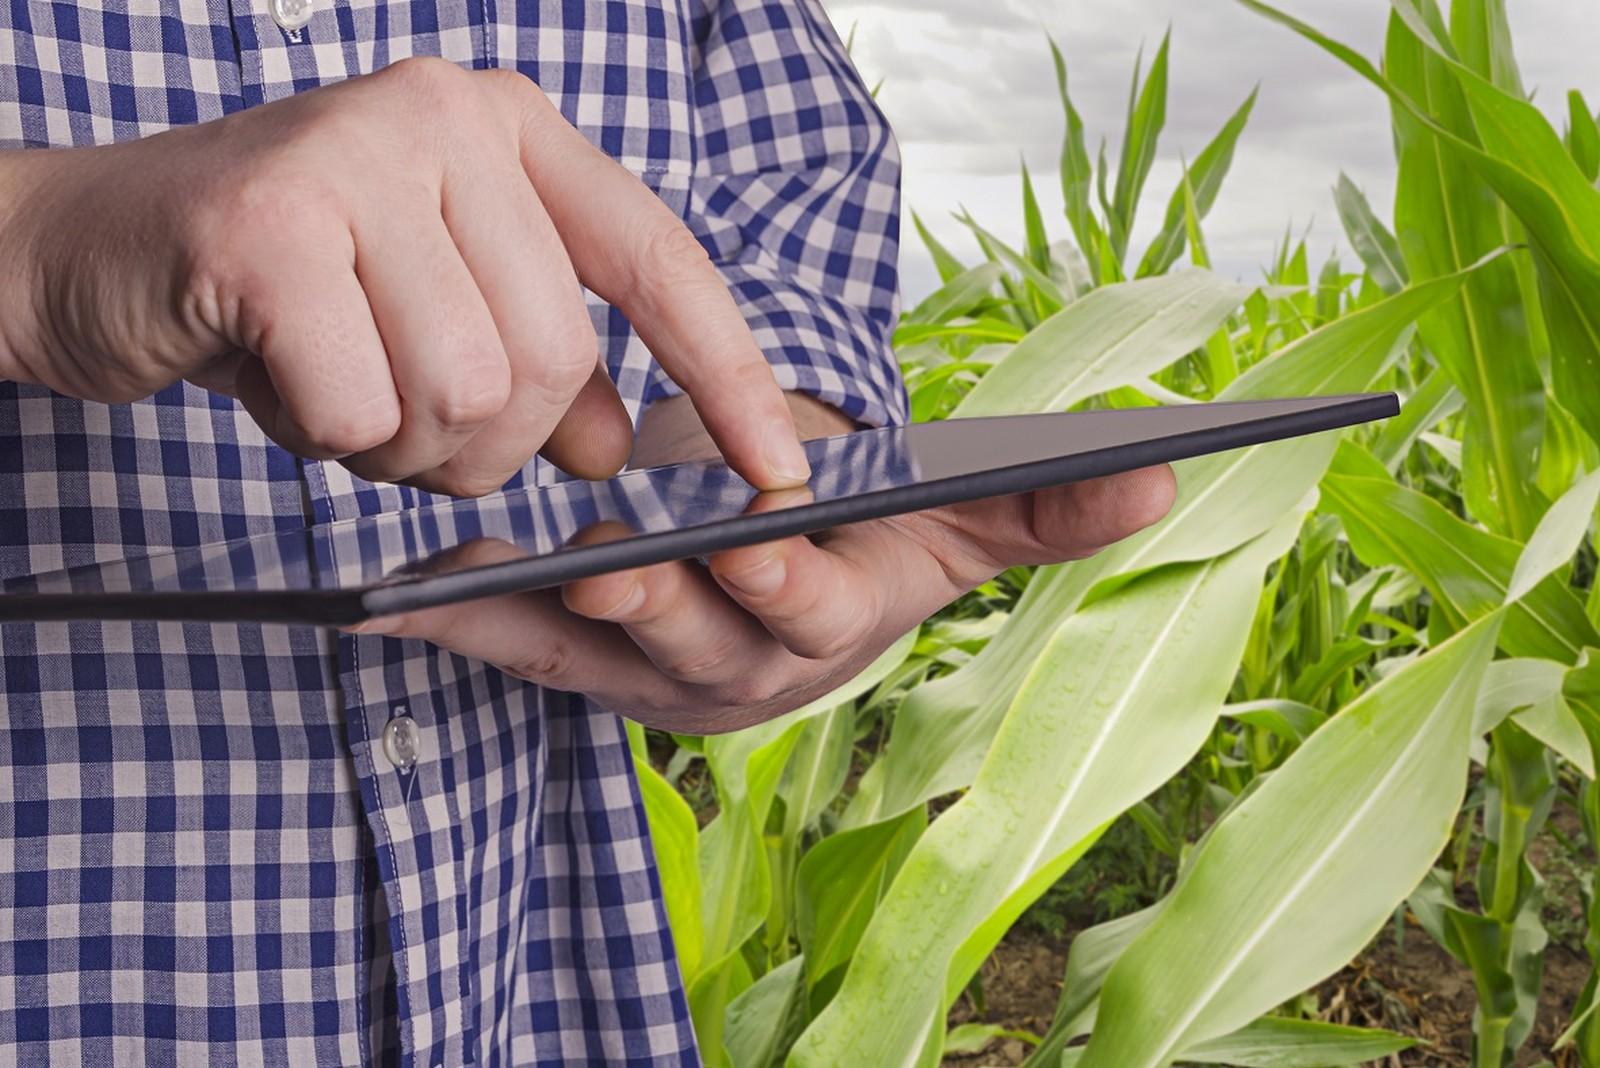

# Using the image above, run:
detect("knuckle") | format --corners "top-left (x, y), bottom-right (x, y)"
top-left (713, 673), bottom-right (785, 711)
top-left (381, 55), bottom-right (468, 102)
top-left (507, 638), bottom-right (577, 686)
top-left (545, 317), bottom-right (601, 395)
top-left (306, 401), bottom-right (400, 455)
top-left (802, 598), bottom-right (880, 660)
top-left (479, 66), bottom-right (549, 109)
top-left (435, 462), bottom-right (518, 499)
top-left (662, 632), bottom-right (742, 682)
top-left (798, 625), bottom-right (863, 662)
top-left (635, 222), bottom-right (712, 288)
top-left (427, 359), bottom-right (511, 430)
top-left (515, 315), bottom-right (597, 410)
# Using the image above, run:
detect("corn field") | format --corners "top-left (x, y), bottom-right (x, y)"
top-left (629, 2), bottom-right (1600, 1065)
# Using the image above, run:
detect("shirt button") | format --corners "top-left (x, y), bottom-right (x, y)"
top-left (269, 0), bottom-right (314, 32)
top-left (383, 716), bottom-right (423, 772)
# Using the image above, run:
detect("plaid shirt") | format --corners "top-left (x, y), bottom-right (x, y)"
top-left (0, 1), bottom-right (904, 1064)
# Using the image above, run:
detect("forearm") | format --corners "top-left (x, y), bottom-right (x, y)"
top-left (632, 391), bottom-right (857, 470)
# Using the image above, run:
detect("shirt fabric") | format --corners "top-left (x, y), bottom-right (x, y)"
top-left (0, 1), bottom-right (905, 1064)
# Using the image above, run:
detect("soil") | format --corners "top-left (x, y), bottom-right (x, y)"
top-left (941, 919), bottom-right (1594, 1067)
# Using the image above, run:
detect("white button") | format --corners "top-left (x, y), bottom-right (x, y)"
top-left (383, 715), bottom-right (422, 772)
top-left (269, 0), bottom-right (314, 32)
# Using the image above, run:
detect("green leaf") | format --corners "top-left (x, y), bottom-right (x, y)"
top-left (1473, 657), bottom-right (1566, 736)
top-left (849, 264), bottom-right (1474, 828)
top-left (791, 513), bottom-right (1304, 1066)
top-left (1024, 906), bottom-right (1162, 1065)
top-left (691, 719), bottom-right (806, 1063)
top-left (942, 1023), bottom-right (1039, 1055)
top-left (1222, 700), bottom-right (1328, 745)
top-left (1109, 31), bottom-right (1170, 263)
top-left (1079, 614), bottom-right (1502, 1066)
top-left (635, 759), bottom-right (704, 981)
top-left (1476, 664), bottom-right (1590, 784)
top-left (1179, 1016), bottom-right (1416, 1066)
top-left (1241, 0), bottom-right (1600, 485)
top-left (780, 631), bottom-right (916, 842)
top-left (911, 210), bottom-right (967, 285)
top-left (1566, 89), bottom-right (1600, 181)
top-left (1333, 172), bottom-right (1408, 295)
top-left (953, 270), bottom-right (1252, 419)
top-left (1137, 87), bottom-right (1257, 278)
top-left (1021, 159), bottom-right (1052, 275)
top-left (1049, 36), bottom-right (1102, 279)
top-left (725, 957), bottom-right (809, 1068)
top-left (953, 210), bottom-right (1069, 319)
top-left (1384, 1), bottom-right (1546, 539)
top-left (903, 263), bottom-right (1004, 325)
top-left (1368, 367), bottom-right (1463, 470)
top-left (1513, 692), bottom-right (1595, 777)
top-left (794, 807), bottom-right (924, 991)
top-left (1321, 473), bottom-right (1599, 662)
top-left (686, 635), bottom-right (915, 1061)
top-left (1507, 467), bottom-right (1600, 603)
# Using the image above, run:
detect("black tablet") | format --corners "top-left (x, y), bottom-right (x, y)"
top-left (0, 393), bottom-right (1396, 626)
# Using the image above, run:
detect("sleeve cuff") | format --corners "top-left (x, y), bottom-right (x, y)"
top-left (641, 270), bottom-right (908, 430)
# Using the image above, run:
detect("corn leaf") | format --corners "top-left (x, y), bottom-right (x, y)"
top-left (1567, 90), bottom-right (1600, 181)
top-left (952, 269), bottom-right (1252, 419)
top-left (691, 720), bottom-right (806, 1065)
top-left (1137, 87), bottom-right (1257, 279)
top-left (1321, 473), bottom-right (1599, 662)
top-left (1333, 172), bottom-right (1408, 295)
top-left (848, 264), bottom-right (1476, 828)
top-left (1507, 467), bottom-right (1600, 603)
top-left (791, 512), bottom-right (1305, 1066)
top-left (1515, 692), bottom-right (1594, 777)
top-left (1023, 906), bottom-right (1162, 1065)
top-left (911, 210), bottom-right (966, 285)
top-left (635, 759), bottom-right (704, 981)
top-left (1049, 36), bottom-right (1103, 279)
top-left (1239, 0), bottom-right (1600, 479)
top-left (1474, 657), bottom-right (1567, 735)
top-left (1079, 615), bottom-right (1502, 1066)
top-left (794, 807), bottom-right (924, 994)
top-left (1061, 1017), bottom-right (1414, 1068)
top-left (1020, 159), bottom-right (1051, 275)
top-left (903, 262), bottom-right (1004, 326)
top-left (1369, 367), bottom-right (1463, 469)
top-left (1384, 1), bottom-right (1545, 538)
top-left (724, 957), bottom-right (807, 1068)
top-left (1108, 32), bottom-right (1170, 263)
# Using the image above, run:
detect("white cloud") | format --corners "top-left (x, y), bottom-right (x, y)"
top-left (822, 0), bottom-right (1600, 301)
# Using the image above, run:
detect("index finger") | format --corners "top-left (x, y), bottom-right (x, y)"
top-left (488, 73), bottom-right (811, 490)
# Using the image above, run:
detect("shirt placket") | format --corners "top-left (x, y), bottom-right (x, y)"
top-left (222, 0), bottom-right (490, 1057)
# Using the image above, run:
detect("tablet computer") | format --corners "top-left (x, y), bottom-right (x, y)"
top-left (0, 393), bottom-right (1397, 626)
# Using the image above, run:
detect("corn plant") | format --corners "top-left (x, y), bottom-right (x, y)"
top-left (631, 9), bottom-right (1600, 1067)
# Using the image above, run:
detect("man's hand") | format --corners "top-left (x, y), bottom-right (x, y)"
top-left (352, 395), bottom-right (1178, 734)
top-left (0, 58), bottom-right (811, 496)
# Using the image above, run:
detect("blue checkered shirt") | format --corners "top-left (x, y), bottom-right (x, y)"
top-left (0, 0), bottom-right (905, 1063)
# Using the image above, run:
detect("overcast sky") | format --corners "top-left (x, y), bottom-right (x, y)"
top-left (819, 0), bottom-right (1600, 301)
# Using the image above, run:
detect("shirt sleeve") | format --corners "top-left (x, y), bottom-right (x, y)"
top-left (642, 0), bottom-right (908, 428)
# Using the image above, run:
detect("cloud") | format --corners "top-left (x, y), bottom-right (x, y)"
top-left (823, 0), bottom-right (1600, 301)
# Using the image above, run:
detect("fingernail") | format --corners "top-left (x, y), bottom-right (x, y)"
top-left (765, 434), bottom-right (811, 486)
top-left (723, 555), bottom-right (786, 598)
